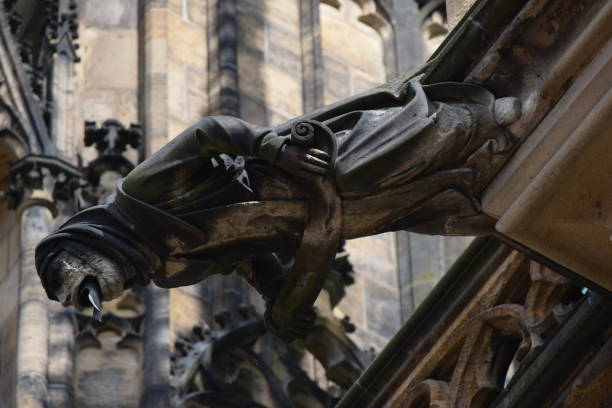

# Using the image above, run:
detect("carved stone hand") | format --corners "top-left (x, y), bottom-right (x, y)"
top-left (274, 144), bottom-right (330, 180)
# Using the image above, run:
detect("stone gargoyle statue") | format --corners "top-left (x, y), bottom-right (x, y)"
top-left (35, 76), bottom-right (520, 340)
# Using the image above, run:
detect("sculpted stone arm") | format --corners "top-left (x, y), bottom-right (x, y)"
top-left (189, 116), bottom-right (287, 162)
top-left (123, 116), bottom-right (329, 205)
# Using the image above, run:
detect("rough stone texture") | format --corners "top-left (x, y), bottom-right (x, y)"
top-left (169, 287), bottom-right (205, 344)
top-left (397, 233), bottom-right (473, 320)
top-left (75, 3), bottom-right (139, 164)
top-left (446, 0), bottom-right (477, 29)
top-left (364, 277), bottom-right (402, 340)
top-left (0, 219), bottom-right (19, 408)
top-left (167, 13), bottom-right (206, 69)
top-left (16, 205), bottom-right (54, 408)
top-left (237, 0), bottom-right (303, 125)
top-left (320, 1), bottom-right (385, 105)
top-left (75, 332), bottom-right (142, 408)
top-left (392, 0), bottom-right (427, 71)
top-left (81, 0), bottom-right (138, 29)
top-left (317, 1), bottom-right (404, 350)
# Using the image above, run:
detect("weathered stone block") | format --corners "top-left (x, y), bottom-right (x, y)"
top-left (81, 29), bottom-right (138, 90)
top-left (112, 89), bottom-right (140, 125)
top-left (80, 90), bottom-right (121, 123)
top-left (267, 108), bottom-right (292, 127)
top-left (170, 287), bottom-right (205, 335)
top-left (336, 272), bottom-right (366, 328)
top-left (8, 224), bottom-right (19, 269)
top-left (240, 92), bottom-right (268, 125)
top-left (351, 71), bottom-right (380, 94)
top-left (266, 0), bottom-right (300, 26)
top-left (187, 91), bottom-right (208, 122)
top-left (266, 21), bottom-right (301, 56)
top-left (364, 277), bottom-right (401, 340)
top-left (351, 324), bottom-right (387, 352)
top-left (322, 56), bottom-right (350, 104)
top-left (238, 53), bottom-right (266, 99)
top-left (168, 0), bottom-right (182, 15)
top-left (143, 9), bottom-right (168, 41)
top-left (167, 13), bottom-right (207, 68)
top-left (345, 234), bottom-right (397, 288)
top-left (320, 3), bottom-right (385, 79)
top-left (186, 67), bottom-right (207, 94)
top-left (0, 235), bottom-right (7, 282)
top-left (141, 0), bottom-right (168, 9)
top-left (81, 0), bottom-right (138, 28)
top-left (167, 60), bottom-right (188, 120)
top-left (237, 9), bottom-right (266, 52)
top-left (266, 41), bottom-right (302, 77)
top-left (144, 37), bottom-right (168, 74)
top-left (75, 333), bottom-right (142, 408)
top-left (168, 116), bottom-right (190, 141)
top-left (187, 0), bottom-right (207, 26)
top-left (263, 65), bottom-right (303, 116)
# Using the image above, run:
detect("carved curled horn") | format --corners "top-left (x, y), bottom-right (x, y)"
top-left (290, 121), bottom-right (316, 146)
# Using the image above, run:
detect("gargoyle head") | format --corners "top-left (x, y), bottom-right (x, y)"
top-left (37, 245), bottom-right (127, 309)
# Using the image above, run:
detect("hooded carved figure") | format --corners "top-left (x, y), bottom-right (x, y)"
top-left (35, 77), bottom-right (518, 338)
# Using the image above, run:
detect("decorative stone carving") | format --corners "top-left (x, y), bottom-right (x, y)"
top-left (389, 254), bottom-right (583, 408)
top-left (10, 0), bottom-right (80, 112)
top-left (171, 242), bottom-right (369, 406)
top-left (82, 119), bottom-right (141, 204)
top-left (35, 78), bottom-right (522, 341)
top-left (75, 291), bottom-right (145, 352)
top-left (5, 154), bottom-right (81, 217)
top-left (172, 307), bottom-right (339, 408)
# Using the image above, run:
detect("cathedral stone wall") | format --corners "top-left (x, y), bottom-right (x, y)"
top-left (0, 144), bottom-right (20, 408)
top-left (76, 0), bottom-right (139, 163)
top-left (237, 0), bottom-right (304, 125)
top-left (0, 216), bottom-right (19, 408)
top-left (320, 1), bottom-right (386, 104)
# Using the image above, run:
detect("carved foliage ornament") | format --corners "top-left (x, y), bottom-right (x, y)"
top-left (392, 254), bottom-right (583, 408)
top-left (172, 245), bottom-right (370, 407)
top-left (171, 306), bottom-right (340, 408)
top-left (5, 154), bottom-right (81, 216)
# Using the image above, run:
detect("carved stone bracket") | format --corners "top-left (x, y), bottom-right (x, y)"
top-left (5, 154), bottom-right (82, 217)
